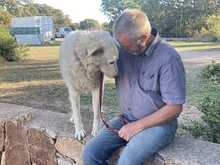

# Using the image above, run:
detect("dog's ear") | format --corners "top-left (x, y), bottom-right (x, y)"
top-left (88, 46), bottom-right (104, 56)
top-left (91, 47), bottom-right (104, 56)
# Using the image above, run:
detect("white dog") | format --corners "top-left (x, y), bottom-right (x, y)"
top-left (59, 30), bottom-right (119, 140)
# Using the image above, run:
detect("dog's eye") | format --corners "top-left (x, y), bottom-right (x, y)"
top-left (109, 61), bottom-right (115, 65)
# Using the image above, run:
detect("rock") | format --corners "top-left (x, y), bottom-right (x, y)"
top-left (0, 120), bottom-right (4, 152)
top-left (28, 128), bottom-right (56, 165)
top-left (57, 157), bottom-right (76, 165)
top-left (157, 137), bottom-right (220, 165)
top-left (1, 103), bottom-right (220, 165)
top-left (0, 152), bottom-right (2, 164)
top-left (18, 111), bottom-right (34, 123)
top-left (1, 152), bottom-right (5, 165)
top-left (4, 118), bottom-right (30, 165)
top-left (55, 137), bottom-right (83, 165)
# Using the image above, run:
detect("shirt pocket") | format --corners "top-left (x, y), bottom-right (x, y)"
top-left (139, 71), bottom-right (157, 92)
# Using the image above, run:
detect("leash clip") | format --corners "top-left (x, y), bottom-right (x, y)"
top-left (108, 126), bottom-right (119, 133)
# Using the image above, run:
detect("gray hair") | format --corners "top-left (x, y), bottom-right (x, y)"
top-left (113, 9), bottom-right (151, 40)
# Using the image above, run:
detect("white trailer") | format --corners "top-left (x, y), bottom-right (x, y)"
top-left (11, 16), bottom-right (54, 39)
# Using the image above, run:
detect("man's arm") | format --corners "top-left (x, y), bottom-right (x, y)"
top-left (118, 104), bottom-right (182, 142)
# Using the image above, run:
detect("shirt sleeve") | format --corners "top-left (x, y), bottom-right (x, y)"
top-left (160, 57), bottom-right (186, 104)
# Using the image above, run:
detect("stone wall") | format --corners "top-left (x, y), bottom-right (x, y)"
top-left (0, 102), bottom-right (220, 165)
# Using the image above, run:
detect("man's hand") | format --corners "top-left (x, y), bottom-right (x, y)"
top-left (118, 104), bottom-right (183, 142)
top-left (118, 122), bottom-right (140, 142)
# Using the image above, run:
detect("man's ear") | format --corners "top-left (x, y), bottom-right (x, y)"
top-left (140, 34), bottom-right (148, 44)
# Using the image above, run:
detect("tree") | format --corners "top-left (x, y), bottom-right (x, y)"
top-left (79, 19), bottom-right (101, 30)
top-left (37, 4), bottom-right (54, 16)
top-left (70, 22), bottom-right (80, 31)
top-left (2, 0), bottom-right (219, 37)
top-left (102, 22), bottom-right (110, 31)
top-left (52, 9), bottom-right (72, 28)
top-left (0, 0), bottom-right (73, 30)
top-left (101, 0), bottom-right (140, 22)
top-left (206, 15), bottom-right (220, 40)
top-left (20, 3), bottom-right (38, 17)
top-left (0, 0), bottom-right (21, 17)
top-left (0, 7), bottom-right (12, 27)
top-left (100, 0), bottom-right (220, 38)
top-left (63, 14), bottom-right (72, 27)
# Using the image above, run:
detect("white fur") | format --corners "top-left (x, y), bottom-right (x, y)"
top-left (59, 30), bottom-right (119, 140)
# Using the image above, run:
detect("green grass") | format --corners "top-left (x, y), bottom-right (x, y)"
top-left (169, 41), bottom-right (220, 52)
top-left (185, 65), bottom-right (220, 105)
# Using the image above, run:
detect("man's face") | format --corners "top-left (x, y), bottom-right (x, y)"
top-left (117, 33), bottom-right (146, 55)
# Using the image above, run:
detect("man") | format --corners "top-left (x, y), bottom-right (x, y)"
top-left (82, 9), bottom-right (186, 165)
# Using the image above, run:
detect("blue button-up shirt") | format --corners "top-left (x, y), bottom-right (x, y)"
top-left (115, 30), bottom-right (186, 121)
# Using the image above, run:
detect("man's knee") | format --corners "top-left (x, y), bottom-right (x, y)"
top-left (81, 145), bottom-right (87, 161)
top-left (81, 144), bottom-right (93, 163)
top-left (118, 156), bottom-right (145, 165)
top-left (82, 142), bottom-right (102, 163)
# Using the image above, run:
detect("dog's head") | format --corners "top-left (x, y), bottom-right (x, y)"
top-left (86, 31), bottom-right (119, 78)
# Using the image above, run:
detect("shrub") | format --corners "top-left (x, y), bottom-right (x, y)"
top-left (17, 43), bottom-right (29, 59)
top-left (183, 62), bottom-right (220, 143)
top-left (206, 15), bottom-right (220, 41)
top-left (199, 27), bottom-right (209, 38)
top-left (182, 97), bottom-right (220, 143)
top-left (197, 60), bottom-right (220, 84)
top-left (0, 25), bottom-right (29, 62)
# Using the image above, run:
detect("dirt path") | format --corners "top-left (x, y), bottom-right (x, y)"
top-left (180, 50), bottom-right (220, 63)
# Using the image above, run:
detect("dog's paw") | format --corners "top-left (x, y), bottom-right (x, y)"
top-left (91, 128), bottom-right (99, 136)
top-left (74, 123), bottom-right (86, 141)
top-left (75, 129), bottom-right (86, 141)
top-left (70, 116), bottom-right (74, 123)
top-left (91, 122), bottom-right (101, 136)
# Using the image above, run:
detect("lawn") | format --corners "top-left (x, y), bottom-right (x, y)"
top-left (0, 41), bottom-right (220, 123)
top-left (169, 41), bottom-right (220, 52)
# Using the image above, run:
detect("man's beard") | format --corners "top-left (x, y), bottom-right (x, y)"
top-left (127, 42), bottom-right (147, 56)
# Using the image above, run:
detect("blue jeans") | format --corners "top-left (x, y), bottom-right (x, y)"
top-left (82, 115), bottom-right (178, 165)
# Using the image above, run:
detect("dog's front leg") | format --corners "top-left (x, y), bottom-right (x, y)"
top-left (91, 87), bottom-right (102, 136)
top-left (69, 90), bottom-right (86, 141)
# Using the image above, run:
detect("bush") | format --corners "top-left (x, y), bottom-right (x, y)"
top-left (0, 26), bottom-right (29, 62)
top-left (183, 97), bottom-right (220, 143)
top-left (206, 15), bottom-right (220, 41)
top-left (183, 62), bottom-right (220, 143)
top-left (197, 60), bottom-right (220, 84)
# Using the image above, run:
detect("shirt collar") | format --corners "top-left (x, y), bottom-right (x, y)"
top-left (144, 27), bottom-right (161, 57)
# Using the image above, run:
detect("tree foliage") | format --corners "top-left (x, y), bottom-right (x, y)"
top-left (101, 0), bottom-right (140, 21)
top-left (0, 0), bottom-right (78, 29)
top-left (1, 0), bottom-right (220, 37)
top-left (79, 19), bottom-right (102, 30)
top-left (101, 0), bottom-right (220, 38)
top-left (206, 15), bottom-right (220, 40)
top-left (0, 0), bottom-right (105, 30)
top-left (0, 7), bottom-right (12, 27)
